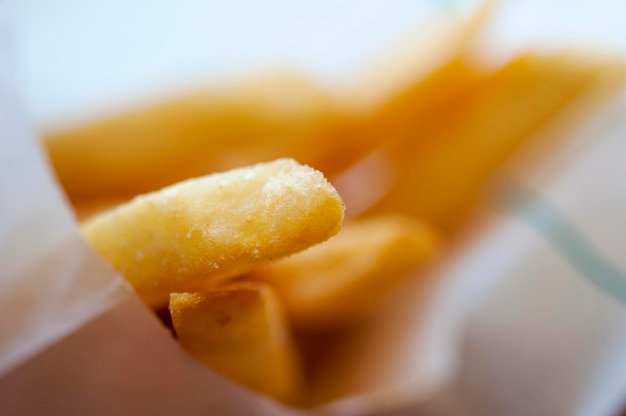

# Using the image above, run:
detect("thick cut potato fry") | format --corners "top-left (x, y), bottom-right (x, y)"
top-left (170, 282), bottom-right (301, 403)
top-left (363, 52), bottom-right (626, 232)
top-left (44, 3), bottom-right (492, 208)
top-left (82, 158), bottom-right (345, 307)
top-left (73, 197), bottom-right (128, 222)
top-left (330, 55), bottom-right (490, 219)
top-left (44, 72), bottom-right (367, 204)
top-left (249, 215), bottom-right (441, 329)
top-left (64, 56), bottom-right (486, 220)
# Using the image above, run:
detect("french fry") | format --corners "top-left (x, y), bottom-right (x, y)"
top-left (82, 158), bottom-right (345, 308)
top-left (44, 72), bottom-right (364, 204)
top-left (65, 53), bottom-right (486, 222)
top-left (43, 3), bottom-right (493, 210)
top-left (362, 52), bottom-right (626, 232)
top-left (249, 215), bottom-right (441, 329)
top-left (330, 54), bottom-right (490, 219)
top-left (170, 281), bottom-right (302, 403)
top-left (73, 197), bottom-right (128, 222)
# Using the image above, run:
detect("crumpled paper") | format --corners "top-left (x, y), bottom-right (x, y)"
top-left (0, 2), bottom-right (128, 379)
top-left (414, 91), bottom-right (626, 416)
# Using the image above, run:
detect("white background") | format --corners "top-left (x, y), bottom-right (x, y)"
top-left (14, 0), bottom-right (626, 126)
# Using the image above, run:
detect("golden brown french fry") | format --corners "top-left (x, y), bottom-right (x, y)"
top-left (72, 197), bottom-right (128, 222)
top-left (67, 54), bottom-right (483, 223)
top-left (362, 52), bottom-right (626, 232)
top-left (44, 3), bottom-right (492, 208)
top-left (43, 72), bottom-right (363, 204)
top-left (330, 54), bottom-right (490, 218)
top-left (170, 281), bottom-right (301, 403)
top-left (249, 215), bottom-right (441, 329)
top-left (82, 158), bottom-right (345, 307)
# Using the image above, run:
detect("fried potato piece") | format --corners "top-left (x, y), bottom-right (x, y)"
top-left (249, 215), bottom-right (441, 329)
top-left (82, 158), bottom-right (345, 308)
top-left (44, 2), bottom-right (492, 208)
top-left (73, 197), bottom-right (128, 222)
top-left (170, 281), bottom-right (302, 403)
top-left (43, 72), bottom-right (365, 204)
top-left (363, 52), bottom-right (626, 232)
top-left (331, 55), bottom-right (490, 219)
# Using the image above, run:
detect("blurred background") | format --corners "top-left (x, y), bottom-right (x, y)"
top-left (14, 0), bottom-right (626, 126)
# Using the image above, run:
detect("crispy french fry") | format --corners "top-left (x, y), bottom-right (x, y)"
top-left (44, 2), bottom-right (492, 209)
top-left (170, 281), bottom-right (301, 403)
top-left (67, 54), bottom-right (485, 223)
top-left (330, 54), bottom-right (490, 219)
top-left (249, 215), bottom-right (441, 329)
top-left (43, 72), bottom-right (365, 204)
top-left (73, 197), bottom-right (128, 222)
top-left (82, 158), bottom-right (345, 307)
top-left (362, 52), bottom-right (626, 232)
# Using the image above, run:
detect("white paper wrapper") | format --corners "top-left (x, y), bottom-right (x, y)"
top-left (0, 5), bottom-right (124, 378)
top-left (410, 91), bottom-right (626, 416)
top-left (3, 1), bottom-right (626, 415)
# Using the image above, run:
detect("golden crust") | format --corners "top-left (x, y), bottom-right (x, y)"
top-left (83, 158), bottom-right (345, 307)
top-left (170, 281), bottom-right (302, 403)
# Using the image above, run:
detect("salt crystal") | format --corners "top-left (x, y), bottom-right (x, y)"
top-left (162, 187), bottom-right (179, 198)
